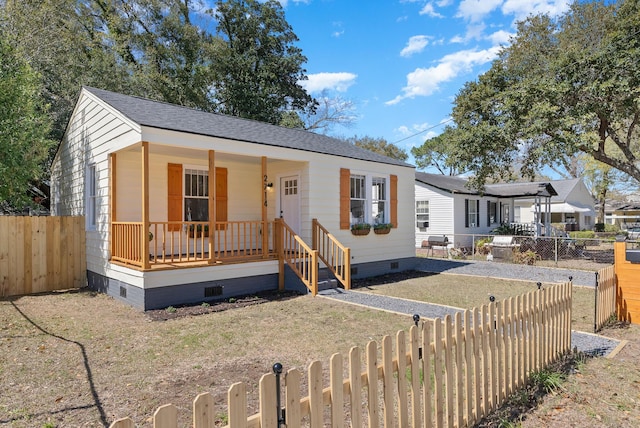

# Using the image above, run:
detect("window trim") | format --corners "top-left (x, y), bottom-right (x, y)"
top-left (416, 200), bottom-right (429, 231)
top-left (465, 199), bottom-right (480, 228)
top-left (349, 171), bottom-right (390, 226)
top-left (184, 166), bottom-right (209, 222)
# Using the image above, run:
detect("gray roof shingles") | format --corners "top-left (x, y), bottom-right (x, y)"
top-left (84, 87), bottom-right (412, 168)
top-left (415, 171), bottom-right (558, 197)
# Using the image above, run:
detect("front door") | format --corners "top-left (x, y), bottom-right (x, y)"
top-left (280, 175), bottom-right (300, 234)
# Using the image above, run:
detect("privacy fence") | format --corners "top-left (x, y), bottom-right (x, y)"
top-left (110, 281), bottom-right (573, 428)
top-left (0, 216), bottom-right (86, 297)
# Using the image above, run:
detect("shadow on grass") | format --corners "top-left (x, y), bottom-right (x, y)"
top-left (2, 300), bottom-right (108, 427)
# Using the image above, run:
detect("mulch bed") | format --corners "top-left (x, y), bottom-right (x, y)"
top-left (145, 270), bottom-right (441, 321)
top-left (145, 289), bottom-right (301, 321)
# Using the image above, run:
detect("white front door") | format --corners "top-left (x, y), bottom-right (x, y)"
top-left (280, 175), bottom-right (300, 234)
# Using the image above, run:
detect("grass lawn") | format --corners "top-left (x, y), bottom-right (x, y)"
top-left (1, 271), bottom-right (637, 428)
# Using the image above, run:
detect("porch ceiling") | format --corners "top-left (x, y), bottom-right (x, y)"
top-left (118, 144), bottom-right (262, 165)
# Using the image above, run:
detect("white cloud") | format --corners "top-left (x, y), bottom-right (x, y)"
top-left (502, 0), bottom-right (571, 21)
top-left (456, 0), bottom-right (502, 23)
top-left (332, 30), bottom-right (345, 37)
top-left (487, 29), bottom-right (513, 45)
top-left (436, 0), bottom-right (453, 6)
top-left (302, 72), bottom-right (357, 94)
top-left (400, 35), bottom-right (431, 57)
top-left (386, 46), bottom-right (501, 105)
top-left (419, 3), bottom-right (444, 18)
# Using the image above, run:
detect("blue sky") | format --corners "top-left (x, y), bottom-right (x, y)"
top-left (278, 0), bottom-right (573, 168)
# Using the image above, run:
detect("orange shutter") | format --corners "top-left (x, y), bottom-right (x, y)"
top-left (390, 174), bottom-right (398, 228)
top-left (167, 163), bottom-right (182, 231)
top-left (215, 167), bottom-right (228, 227)
top-left (340, 168), bottom-right (350, 229)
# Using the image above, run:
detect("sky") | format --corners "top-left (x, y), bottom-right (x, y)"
top-left (277, 0), bottom-right (574, 169)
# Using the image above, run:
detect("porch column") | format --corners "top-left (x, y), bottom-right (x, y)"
top-left (262, 156), bottom-right (269, 259)
top-left (141, 142), bottom-right (150, 270)
top-left (109, 153), bottom-right (117, 260)
top-left (208, 150), bottom-right (216, 264)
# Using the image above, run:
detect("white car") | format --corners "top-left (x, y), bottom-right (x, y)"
top-left (627, 227), bottom-right (640, 240)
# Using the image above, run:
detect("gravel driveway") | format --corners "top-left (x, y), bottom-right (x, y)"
top-left (415, 257), bottom-right (597, 287)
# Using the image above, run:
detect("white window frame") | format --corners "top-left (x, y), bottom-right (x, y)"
top-left (184, 167), bottom-right (209, 221)
top-left (466, 199), bottom-right (479, 228)
top-left (349, 172), bottom-right (390, 226)
top-left (489, 201), bottom-right (497, 225)
top-left (416, 200), bottom-right (429, 231)
top-left (86, 163), bottom-right (97, 230)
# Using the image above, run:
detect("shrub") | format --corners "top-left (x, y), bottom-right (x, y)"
top-left (594, 223), bottom-right (605, 232)
top-left (569, 230), bottom-right (595, 239)
top-left (513, 249), bottom-right (539, 265)
top-left (475, 237), bottom-right (492, 255)
top-left (604, 223), bottom-right (621, 233)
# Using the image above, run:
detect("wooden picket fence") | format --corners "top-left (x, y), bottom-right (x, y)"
top-left (0, 216), bottom-right (86, 297)
top-left (110, 282), bottom-right (572, 428)
top-left (594, 265), bottom-right (617, 332)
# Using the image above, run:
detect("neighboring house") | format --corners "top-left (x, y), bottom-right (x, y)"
top-left (50, 87), bottom-right (416, 310)
top-left (513, 178), bottom-right (595, 231)
top-left (414, 172), bottom-right (558, 248)
top-left (605, 203), bottom-right (640, 229)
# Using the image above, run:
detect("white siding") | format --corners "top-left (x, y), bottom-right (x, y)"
top-left (51, 92), bottom-right (141, 277)
top-left (414, 183), bottom-right (455, 247)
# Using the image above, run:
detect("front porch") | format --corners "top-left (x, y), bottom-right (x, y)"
top-left (107, 142), bottom-right (351, 295)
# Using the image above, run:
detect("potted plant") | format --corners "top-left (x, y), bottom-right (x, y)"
top-left (351, 222), bottom-right (371, 236)
top-left (188, 224), bottom-right (209, 238)
top-left (373, 223), bottom-right (393, 235)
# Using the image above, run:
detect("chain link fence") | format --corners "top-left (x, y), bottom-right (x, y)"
top-left (423, 233), bottom-right (632, 269)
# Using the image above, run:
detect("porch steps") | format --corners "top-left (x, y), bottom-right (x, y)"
top-left (317, 268), bottom-right (339, 291)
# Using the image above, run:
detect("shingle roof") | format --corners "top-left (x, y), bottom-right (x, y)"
top-left (84, 87), bottom-right (412, 168)
top-left (415, 172), bottom-right (558, 197)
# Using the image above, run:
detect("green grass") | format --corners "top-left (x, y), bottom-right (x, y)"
top-left (356, 273), bottom-right (595, 332)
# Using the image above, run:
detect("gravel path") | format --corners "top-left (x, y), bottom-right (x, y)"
top-left (319, 276), bottom-right (621, 357)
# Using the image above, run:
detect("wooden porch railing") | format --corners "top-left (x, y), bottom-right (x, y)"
top-left (312, 218), bottom-right (350, 289)
top-left (111, 221), bottom-right (277, 269)
top-left (276, 218), bottom-right (318, 295)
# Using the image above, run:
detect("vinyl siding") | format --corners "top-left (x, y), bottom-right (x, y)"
top-left (414, 183), bottom-right (455, 247)
top-left (51, 92), bottom-right (140, 277)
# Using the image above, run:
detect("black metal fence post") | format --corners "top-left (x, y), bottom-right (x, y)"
top-left (594, 271), bottom-right (599, 333)
top-left (413, 314), bottom-right (422, 359)
top-left (272, 362), bottom-right (285, 427)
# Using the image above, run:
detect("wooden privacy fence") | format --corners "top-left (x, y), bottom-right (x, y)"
top-left (110, 282), bottom-right (573, 428)
top-left (0, 216), bottom-right (86, 297)
top-left (595, 265), bottom-right (617, 332)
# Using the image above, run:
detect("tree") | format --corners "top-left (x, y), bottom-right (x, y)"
top-left (411, 125), bottom-right (467, 175)
top-left (346, 136), bottom-right (408, 162)
top-left (210, 0), bottom-right (316, 124)
top-left (0, 33), bottom-right (55, 209)
top-left (302, 91), bottom-right (357, 134)
top-left (447, 0), bottom-right (640, 189)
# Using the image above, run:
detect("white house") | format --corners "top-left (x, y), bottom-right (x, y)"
top-left (50, 87), bottom-right (416, 310)
top-left (513, 178), bottom-right (595, 231)
top-left (414, 172), bottom-right (558, 248)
